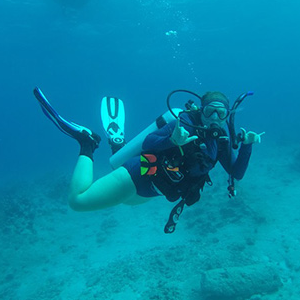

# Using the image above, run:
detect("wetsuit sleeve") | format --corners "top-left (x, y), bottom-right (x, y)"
top-left (219, 143), bottom-right (252, 180)
top-left (142, 120), bottom-right (176, 152)
top-left (142, 114), bottom-right (194, 152)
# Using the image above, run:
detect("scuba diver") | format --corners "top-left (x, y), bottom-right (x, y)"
top-left (33, 88), bottom-right (264, 233)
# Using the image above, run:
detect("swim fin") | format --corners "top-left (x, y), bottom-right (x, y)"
top-left (101, 96), bottom-right (126, 154)
top-left (33, 87), bottom-right (100, 147)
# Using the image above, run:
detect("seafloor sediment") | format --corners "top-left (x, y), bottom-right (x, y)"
top-left (1, 142), bottom-right (300, 300)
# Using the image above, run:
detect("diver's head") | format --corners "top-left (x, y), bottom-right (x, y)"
top-left (200, 92), bottom-right (230, 127)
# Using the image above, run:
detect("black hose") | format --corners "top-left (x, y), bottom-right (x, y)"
top-left (228, 91), bottom-right (254, 149)
top-left (166, 89), bottom-right (206, 130)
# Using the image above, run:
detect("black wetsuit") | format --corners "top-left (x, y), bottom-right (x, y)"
top-left (123, 112), bottom-right (252, 197)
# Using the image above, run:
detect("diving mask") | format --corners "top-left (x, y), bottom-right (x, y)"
top-left (202, 104), bottom-right (229, 120)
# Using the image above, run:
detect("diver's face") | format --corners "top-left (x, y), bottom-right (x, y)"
top-left (201, 102), bottom-right (229, 127)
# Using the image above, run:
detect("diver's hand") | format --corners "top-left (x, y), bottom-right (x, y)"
top-left (240, 128), bottom-right (265, 144)
top-left (170, 119), bottom-right (198, 146)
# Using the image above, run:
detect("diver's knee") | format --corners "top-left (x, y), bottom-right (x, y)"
top-left (68, 195), bottom-right (85, 212)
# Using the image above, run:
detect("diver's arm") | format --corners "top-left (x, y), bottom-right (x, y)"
top-left (142, 113), bottom-right (196, 152)
top-left (219, 143), bottom-right (252, 180)
top-left (142, 120), bottom-right (176, 152)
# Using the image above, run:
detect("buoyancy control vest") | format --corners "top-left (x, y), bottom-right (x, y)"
top-left (141, 110), bottom-right (228, 206)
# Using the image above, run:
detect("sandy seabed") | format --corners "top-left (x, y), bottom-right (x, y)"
top-left (1, 141), bottom-right (300, 300)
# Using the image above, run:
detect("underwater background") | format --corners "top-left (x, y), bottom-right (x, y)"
top-left (1, 0), bottom-right (300, 299)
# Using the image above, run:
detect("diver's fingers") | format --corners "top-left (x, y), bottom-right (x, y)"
top-left (257, 132), bottom-right (265, 143)
top-left (175, 118), bottom-right (181, 129)
top-left (240, 127), bottom-right (246, 139)
top-left (185, 135), bottom-right (198, 144)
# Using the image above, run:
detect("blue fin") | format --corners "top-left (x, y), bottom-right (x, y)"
top-left (33, 87), bottom-right (92, 138)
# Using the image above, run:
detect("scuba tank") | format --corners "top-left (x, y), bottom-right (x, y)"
top-left (109, 108), bottom-right (182, 169)
top-left (109, 89), bottom-right (204, 169)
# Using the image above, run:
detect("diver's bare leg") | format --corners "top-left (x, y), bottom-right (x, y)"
top-left (33, 88), bottom-right (150, 211)
top-left (68, 155), bottom-right (147, 211)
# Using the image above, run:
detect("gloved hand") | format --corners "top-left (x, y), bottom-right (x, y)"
top-left (170, 118), bottom-right (198, 146)
top-left (240, 128), bottom-right (265, 144)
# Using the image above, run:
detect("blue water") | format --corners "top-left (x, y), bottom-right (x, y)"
top-left (1, 1), bottom-right (300, 299)
top-left (0, 0), bottom-right (299, 184)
